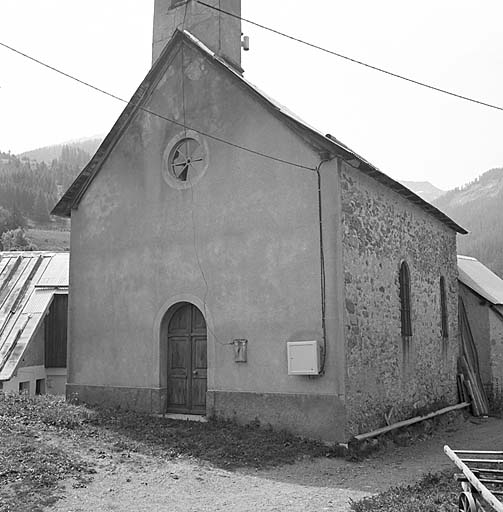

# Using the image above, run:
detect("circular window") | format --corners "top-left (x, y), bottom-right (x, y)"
top-left (163, 132), bottom-right (208, 189)
top-left (170, 138), bottom-right (205, 182)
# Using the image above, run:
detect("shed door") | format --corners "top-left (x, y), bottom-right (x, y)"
top-left (167, 303), bottom-right (207, 414)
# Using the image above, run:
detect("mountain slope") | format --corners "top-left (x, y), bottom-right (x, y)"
top-left (399, 180), bottom-right (445, 203)
top-left (433, 168), bottom-right (503, 277)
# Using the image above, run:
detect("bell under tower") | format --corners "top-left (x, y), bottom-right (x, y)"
top-left (152, 0), bottom-right (242, 69)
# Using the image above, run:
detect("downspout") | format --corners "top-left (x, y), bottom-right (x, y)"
top-left (316, 153), bottom-right (333, 374)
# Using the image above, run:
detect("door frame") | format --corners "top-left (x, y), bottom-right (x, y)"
top-left (166, 302), bottom-right (207, 414)
top-left (154, 294), bottom-right (215, 413)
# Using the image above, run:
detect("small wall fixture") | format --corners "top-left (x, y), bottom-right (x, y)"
top-left (241, 35), bottom-right (250, 51)
top-left (233, 339), bottom-right (248, 362)
top-left (287, 341), bottom-right (320, 375)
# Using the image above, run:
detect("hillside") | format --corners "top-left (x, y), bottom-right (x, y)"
top-left (19, 136), bottom-right (102, 164)
top-left (0, 145), bottom-right (90, 249)
top-left (434, 168), bottom-right (503, 277)
top-left (399, 181), bottom-right (445, 203)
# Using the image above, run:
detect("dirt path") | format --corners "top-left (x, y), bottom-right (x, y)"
top-left (48, 416), bottom-right (503, 512)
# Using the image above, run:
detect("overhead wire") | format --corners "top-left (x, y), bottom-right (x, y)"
top-left (0, 41), bottom-right (316, 172)
top-left (196, 0), bottom-right (503, 113)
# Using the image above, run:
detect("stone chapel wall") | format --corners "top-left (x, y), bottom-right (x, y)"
top-left (339, 161), bottom-right (459, 435)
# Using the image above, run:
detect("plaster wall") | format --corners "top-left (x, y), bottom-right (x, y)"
top-left (2, 365), bottom-right (46, 395)
top-left (67, 41), bottom-right (345, 438)
top-left (340, 162), bottom-right (459, 435)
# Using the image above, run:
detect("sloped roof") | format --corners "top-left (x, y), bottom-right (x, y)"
top-left (458, 255), bottom-right (503, 305)
top-left (0, 252), bottom-right (69, 381)
top-left (51, 30), bottom-right (466, 235)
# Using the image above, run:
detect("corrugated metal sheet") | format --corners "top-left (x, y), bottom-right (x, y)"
top-left (36, 253), bottom-right (69, 287)
top-left (0, 252), bottom-right (69, 380)
top-left (458, 255), bottom-right (503, 305)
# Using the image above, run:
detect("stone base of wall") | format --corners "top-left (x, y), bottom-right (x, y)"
top-left (66, 384), bottom-right (167, 413)
top-left (207, 390), bottom-right (346, 442)
top-left (67, 384), bottom-right (347, 442)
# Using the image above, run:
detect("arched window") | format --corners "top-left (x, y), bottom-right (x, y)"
top-left (440, 276), bottom-right (449, 339)
top-left (399, 261), bottom-right (412, 337)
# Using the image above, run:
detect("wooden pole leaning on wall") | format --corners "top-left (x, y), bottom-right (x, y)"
top-left (352, 402), bottom-right (470, 443)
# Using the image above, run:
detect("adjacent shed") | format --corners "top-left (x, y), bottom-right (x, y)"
top-left (0, 252), bottom-right (69, 395)
top-left (458, 255), bottom-right (503, 408)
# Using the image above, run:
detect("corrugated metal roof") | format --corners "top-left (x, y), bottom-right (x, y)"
top-left (0, 252), bottom-right (69, 381)
top-left (458, 255), bottom-right (503, 305)
top-left (51, 30), bottom-right (467, 235)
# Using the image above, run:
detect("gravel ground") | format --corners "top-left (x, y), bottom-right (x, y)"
top-left (48, 415), bottom-right (503, 512)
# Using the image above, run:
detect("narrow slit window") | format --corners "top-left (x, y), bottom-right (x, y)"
top-left (399, 261), bottom-right (412, 337)
top-left (440, 276), bottom-right (449, 339)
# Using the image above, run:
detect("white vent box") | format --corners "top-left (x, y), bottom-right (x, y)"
top-left (287, 340), bottom-right (320, 375)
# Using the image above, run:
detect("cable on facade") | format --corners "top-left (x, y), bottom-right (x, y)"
top-left (196, 0), bottom-right (503, 113)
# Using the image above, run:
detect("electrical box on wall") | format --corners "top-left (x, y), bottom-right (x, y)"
top-left (233, 339), bottom-right (248, 363)
top-left (287, 341), bottom-right (320, 375)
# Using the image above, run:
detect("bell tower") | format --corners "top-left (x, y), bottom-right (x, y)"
top-left (152, 0), bottom-right (242, 69)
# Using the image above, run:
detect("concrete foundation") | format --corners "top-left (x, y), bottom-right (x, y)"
top-left (207, 390), bottom-right (346, 442)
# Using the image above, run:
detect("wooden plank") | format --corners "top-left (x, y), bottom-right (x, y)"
top-left (455, 451), bottom-right (503, 455)
top-left (455, 475), bottom-right (503, 485)
top-left (461, 459), bottom-right (503, 465)
top-left (445, 445), bottom-right (503, 512)
top-left (353, 403), bottom-right (470, 442)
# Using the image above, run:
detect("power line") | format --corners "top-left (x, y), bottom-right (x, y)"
top-left (196, 0), bottom-right (503, 113)
top-left (0, 40), bottom-right (316, 172)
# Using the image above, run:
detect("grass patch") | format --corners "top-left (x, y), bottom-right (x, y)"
top-left (0, 394), bottom-right (94, 512)
top-left (84, 408), bottom-right (335, 469)
top-left (0, 392), bottom-right (336, 511)
top-left (349, 471), bottom-right (459, 512)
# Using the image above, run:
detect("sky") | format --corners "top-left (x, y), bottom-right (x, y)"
top-left (1, 0), bottom-right (503, 190)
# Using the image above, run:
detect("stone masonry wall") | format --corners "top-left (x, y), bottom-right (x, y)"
top-left (340, 162), bottom-right (459, 436)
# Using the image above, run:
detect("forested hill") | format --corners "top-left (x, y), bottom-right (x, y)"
top-left (433, 168), bottom-right (503, 278)
top-left (0, 145), bottom-right (89, 230)
top-left (19, 137), bottom-right (102, 164)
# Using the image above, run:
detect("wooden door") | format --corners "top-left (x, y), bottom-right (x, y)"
top-left (167, 303), bottom-right (207, 414)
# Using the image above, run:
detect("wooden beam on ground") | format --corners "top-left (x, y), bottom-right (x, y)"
top-left (445, 445), bottom-right (503, 512)
top-left (353, 402), bottom-right (470, 442)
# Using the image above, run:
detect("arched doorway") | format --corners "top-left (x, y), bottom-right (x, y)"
top-left (166, 302), bottom-right (207, 414)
